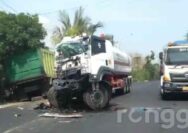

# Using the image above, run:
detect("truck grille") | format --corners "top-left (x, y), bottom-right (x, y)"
top-left (170, 73), bottom-right (188, 82)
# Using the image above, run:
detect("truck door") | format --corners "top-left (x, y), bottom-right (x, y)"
top-left (91, 36), bottom-right (106, 55)
top-left (90, 36), bottom-right (109, 75)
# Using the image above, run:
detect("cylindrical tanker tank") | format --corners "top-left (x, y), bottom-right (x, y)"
top-left (112, 46), bottom-right (132, 74)
top-left (105, 40), bottom-right (132, 75)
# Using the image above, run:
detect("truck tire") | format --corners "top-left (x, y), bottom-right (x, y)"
top-left (118, 85), bottom-right (128, 95)
top-left (47, 87), bottom-right (59, 108)
top-left (160, 88), bottom-right (169, 100)
top-left (119, 78), bottom-right (131, 95)
top-left (161, 92), bottom-right (169, 100)
top-left (161, 93), bottom-right (167, 100)
top-left (47, 87), bottom-right (69, 109)
top-left (83, 84), bottom-right (110, 110)
top-left (127, 78), bottom-right (132, 93)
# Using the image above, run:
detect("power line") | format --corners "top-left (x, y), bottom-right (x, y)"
top-left (0, 0), bottom-right (17, 13)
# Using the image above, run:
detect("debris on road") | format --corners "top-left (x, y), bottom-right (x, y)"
top-left (110, 106), bottom-right (127, 111)
top-left (39, 112), bottom-right (83, 118)
top-left (17, 107), bottom-right (24, 110)
top-left (31, 96), bottom-right (43, 101)
top-left (0, 102), bottom-right (25, 109)
top-left (58, 120), bottom-right (73, 124)
top-left (33, 102), bottom-right (51, 110)
top-left (14, 113), bottom-right (21, 117)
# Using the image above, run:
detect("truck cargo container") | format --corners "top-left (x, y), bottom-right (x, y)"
top-left (5, 48), bottom-right (56, 99)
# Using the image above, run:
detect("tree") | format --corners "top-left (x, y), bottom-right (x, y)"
top-left (143, 51), bottom-right (160, 80)
top-left (0, 11), bottom-right (46, 61)
top-left (51, 7), bottom-right (103, 44)
top-left (132, 51), bottom-right (159, 81)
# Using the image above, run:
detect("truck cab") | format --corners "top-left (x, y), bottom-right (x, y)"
top-left (159, 40), bottom-right (188, 99)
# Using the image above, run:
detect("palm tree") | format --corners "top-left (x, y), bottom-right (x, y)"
top-left (51, 7), bottom-right (103, 44)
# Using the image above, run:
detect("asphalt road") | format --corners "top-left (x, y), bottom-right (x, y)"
top-left (1, 80), bottom-right (188, 133)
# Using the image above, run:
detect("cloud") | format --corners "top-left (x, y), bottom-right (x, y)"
top-left (39, 15), bottom-right (55, 49)
top-left (39, 16), bottom-right (51, 28)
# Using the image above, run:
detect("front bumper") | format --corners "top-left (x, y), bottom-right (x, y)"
top-left (162, 82), bottom-right (188, 93)
top-left (52, 74), bottom-right (90, 92)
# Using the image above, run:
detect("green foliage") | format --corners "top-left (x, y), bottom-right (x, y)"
top-left (51, 7), bottom-right (103, 44)
top-left (132, 69), bottom-right (149, 81)
top-left (133, 51), bottom-right (160, 81)
top-left (0, 11), bottom-right (46, 60)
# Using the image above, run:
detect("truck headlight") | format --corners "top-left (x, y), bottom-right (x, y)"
top-left (81, 64), bottom-right (89, 74)
top-left (164, 82), bottom-right (171, 88)
top-left (163, 75), bottom-right (171, 82)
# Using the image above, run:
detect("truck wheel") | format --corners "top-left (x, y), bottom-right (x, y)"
top-left (83, 84), bottom-right (110, 110)
top-left (47, 87), bottom-right (69, 109)
top-left (160, 89), bottom-right (169, 100)
top-left (127, 78), bottom-right (132, 93)
top-left (161, 93), bottom-right (167, 100)
top-left (118, 85), bottom-right (128, 95)
top-left (47, 87), bottom-right (59, 108)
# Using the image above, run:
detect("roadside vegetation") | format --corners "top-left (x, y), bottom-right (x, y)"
top-left (132, 51), bottom-right (160, 82)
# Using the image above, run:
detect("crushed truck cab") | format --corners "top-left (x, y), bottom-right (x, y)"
top-left (47, 35), bottom-right (132, 110)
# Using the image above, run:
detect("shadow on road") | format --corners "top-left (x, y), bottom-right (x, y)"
top-left (164, 93), bottom-right (188, 101)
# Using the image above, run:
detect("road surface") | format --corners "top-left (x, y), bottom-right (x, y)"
top-left (0, 80), bottom-right (188, 133)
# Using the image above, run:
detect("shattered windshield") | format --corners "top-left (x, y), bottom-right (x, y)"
top-left (57, 43), bottom-right (85, 58)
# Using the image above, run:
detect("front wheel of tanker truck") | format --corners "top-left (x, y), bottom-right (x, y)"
top-left (47, 87), bottom-right (70, 109)
top-left (83, 82), bottom-right (112, 110)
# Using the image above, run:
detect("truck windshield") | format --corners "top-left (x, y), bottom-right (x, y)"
top-left (165, 48), bottom-right (188, 65)
top-left (57, 43), bottom-right (85, 58)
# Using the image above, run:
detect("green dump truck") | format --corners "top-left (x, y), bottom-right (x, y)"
top-left (5, 48), bottom-right (56, 100)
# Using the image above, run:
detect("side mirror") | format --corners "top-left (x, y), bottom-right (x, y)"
top-left (83, 44), bottom-right (89, 51)
top-left (159, 52), bottom-right (163, 60)
top-left (160, 65), bottom-right (164, 76)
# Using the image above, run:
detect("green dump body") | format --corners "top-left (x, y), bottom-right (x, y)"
top-left (6, 48), bottom-right (56, 84)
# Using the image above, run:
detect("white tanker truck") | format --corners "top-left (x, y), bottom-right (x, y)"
top-left (47, 35), bottom-right (132, 110)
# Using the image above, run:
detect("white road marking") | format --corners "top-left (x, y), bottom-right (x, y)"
top-left (39, 112), bottom-right (83, 118)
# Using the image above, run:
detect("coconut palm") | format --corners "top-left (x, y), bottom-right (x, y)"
top-left (51, 7), bottom-right (103, 44)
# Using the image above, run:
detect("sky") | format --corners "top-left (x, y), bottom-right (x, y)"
top-left (0, 0), bottom-right (188, 56)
